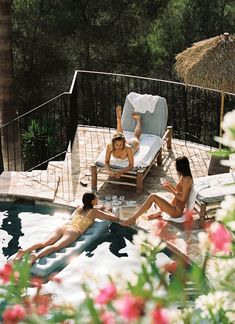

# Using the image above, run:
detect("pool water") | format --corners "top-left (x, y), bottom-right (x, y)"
top-left (0, 202), bottom-right (139, 264)
top-left (0, 202), bottom-right (183, 305)
top-left (0, 202), bottom-right (71, 263)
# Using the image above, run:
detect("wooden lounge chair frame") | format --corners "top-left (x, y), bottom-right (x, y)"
top-left (193, 172), bottom-right (235, 226)
top-left (91, 126), bottom-right (172, 194)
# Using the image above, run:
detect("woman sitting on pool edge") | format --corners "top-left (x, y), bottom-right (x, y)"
top-left (121, 156), bottom-right (193, 226)
top-left (105, 106), bottom-right (141, 178)
top-left (14, 192), bottom-right (119, 264)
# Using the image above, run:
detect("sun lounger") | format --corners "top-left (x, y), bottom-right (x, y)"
top-left (91, 92), bottom-right (172, 194)
top-left (194, 172), bottom-right (235, 223)
top-left (28, 220), bottom-right (111, 277)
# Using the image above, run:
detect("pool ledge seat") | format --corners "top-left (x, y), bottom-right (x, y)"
top-left (194, 172), bottom-right (235, 223)
top-left (30, 220), bottom-right (111, 277)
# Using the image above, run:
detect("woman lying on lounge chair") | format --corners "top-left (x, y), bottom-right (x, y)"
top-left (105, 106), bottom-right (142, 178)
top-left (14, 192), bottom-right (119, 264)
top-left (121, 156), bottom-right (193, 226)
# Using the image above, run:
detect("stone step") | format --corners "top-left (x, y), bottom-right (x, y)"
top-left (0, 170), bottom-right (60, 202)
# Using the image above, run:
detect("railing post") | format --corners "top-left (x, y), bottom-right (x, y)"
top-left (167, 126), bottom-right (172, 149)
top-left (70, 77), bottom-right (78, 146)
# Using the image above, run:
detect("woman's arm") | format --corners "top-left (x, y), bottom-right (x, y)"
top-left (93, 207), bottom-right (119, 222)
top-left (114, 147), bottom-right (134, 178)
top-left (105, 144), bottom-right (115, 176)
top-left (164, 177), bottom-right (192, 202)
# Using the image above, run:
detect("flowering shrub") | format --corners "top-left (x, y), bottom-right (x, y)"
top-left (0, 110), bottom-right (234, 323)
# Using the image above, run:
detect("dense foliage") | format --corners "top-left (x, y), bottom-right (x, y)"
top-left (11, 0), bottom-right (235, 113)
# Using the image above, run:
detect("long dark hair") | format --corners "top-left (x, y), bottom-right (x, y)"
top-left (175, 156), bottom-right (192, 177)
top-left (81, 192), bottom-right (96, 212)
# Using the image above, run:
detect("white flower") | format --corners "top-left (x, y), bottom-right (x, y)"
top-left (195, 291), bottom-right (230, 318)
top-left (197, 231), bottom-right (210, 255)
top-left (222, 110), bottom-right (235, 134)
top-left (132, 230), bottom-right (161, 251)
top-left (216, 195), bottom-right (235, 221)
top-left (206, 257), bottom-right (235, 289)
top-left (167, 308), bottom-right (184, 324)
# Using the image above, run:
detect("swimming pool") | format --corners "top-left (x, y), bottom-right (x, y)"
top-left (0, 202), bottom-right (140, 265)
top-left (0, 201), bottom-right (202, 306)
top-left (0, 202), bottom-right (72, 263)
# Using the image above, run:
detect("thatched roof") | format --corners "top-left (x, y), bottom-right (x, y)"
top-left (175, 33), bottom-right (235, 94)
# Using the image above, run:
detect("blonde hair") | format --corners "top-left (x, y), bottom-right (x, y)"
top-left (111, 132), bottom-right (126, 151)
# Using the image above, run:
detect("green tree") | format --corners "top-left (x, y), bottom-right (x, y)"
top-left (0, 0), bottom-right (21, 171)
top-left (182, 0), bottom-right (235, 44)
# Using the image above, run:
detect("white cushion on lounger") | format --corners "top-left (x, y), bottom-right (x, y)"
top-left (95, 131), bottom-right (163, 171)
top-left (194, 172), bottom-right (235, 204)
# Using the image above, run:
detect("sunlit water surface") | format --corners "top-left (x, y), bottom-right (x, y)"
top-left (0, 202), bottom-right (145, 304)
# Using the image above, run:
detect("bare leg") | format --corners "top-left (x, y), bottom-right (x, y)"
top-left (127, 114), bottom-right (141, 154)
top-left (14, 227), bottom-right (63, 262)
top-left (122, 193), bottom-right (181, 226)
top-left (132, 114), bottom-right (141, 140)
top-left (32, 231), bottom-right (79, 262)
top-left (116, 106), bottom-right (123, 133)
top-left (147, 211), bottom-right (162, 220)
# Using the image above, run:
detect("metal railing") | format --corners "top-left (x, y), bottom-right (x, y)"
top-left (73, 70), bottom-right (235, 146)
top-left (1, 70), bottom-right (235, 172)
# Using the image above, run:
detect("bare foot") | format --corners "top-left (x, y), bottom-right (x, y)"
top-left (116, 106), bottom-right (122, 119)
top-left (132, 113), bottom-right (141, 121)
top-left (147, 211), bottom-right (162, 220)
top-left (120, 218), bottom-right (136, 227)
top-left (29, 252), bottom-right (38, 265)
top-left (14, 249), bottom-right (25, 262)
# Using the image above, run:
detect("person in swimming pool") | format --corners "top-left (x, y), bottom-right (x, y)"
top-left (105, 106), bottom-right (142, 178)
top-left (14, 192), bottom-right (119, 264)
top-left (121, 156), bottom-right (193, 226)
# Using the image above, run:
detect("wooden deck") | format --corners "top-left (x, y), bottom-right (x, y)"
top-left (0, 125), bottom-right (214, 209)
top-left (0, 125), bottom-right (217, 264)
top-left (74, 126), bottom-right (212, 202)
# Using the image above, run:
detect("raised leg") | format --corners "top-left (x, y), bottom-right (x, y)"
top-left (116, 106), bottom-right (123, 133)
top-left (132, 114), bottom-right (141, 140)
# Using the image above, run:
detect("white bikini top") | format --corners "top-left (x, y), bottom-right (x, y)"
top-left (111, 156), bottom-right (129, 162)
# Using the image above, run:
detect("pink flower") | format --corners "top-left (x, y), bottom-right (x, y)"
top-left (95, 283), bottom-right (117, 305)
top-left (163, 261), bottom-right (178, 274)
top-left (183, 210), bottom-right (193, 232)
top-left (115, 294), bottom-right (144, 321)
top-left (36, 304), bottom-right (48, 315)
top-left (50, 275), bottom-right (62, 284)
top-left (151, 306), bottom-right (169, 324)
top-left (100, 311), bottom-right (116, 324)
top-left (0, 263), bottom-right (13, 283)
top-left (2, 304), bottom-right (26, 323)
top-left (208, 222), bottom-right (233, 253)
top-left (30, 277), bottom-right (43, 289)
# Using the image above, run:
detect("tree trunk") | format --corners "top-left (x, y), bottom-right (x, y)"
top-left (0, 0), bottom-right (22, 171)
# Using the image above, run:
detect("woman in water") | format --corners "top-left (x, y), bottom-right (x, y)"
top-left (14, 192), bottom-right (119, 263)
top-left (121, 156), bottom-right (193, 226)
top-left (105, 106), bottom-right (141, 178)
